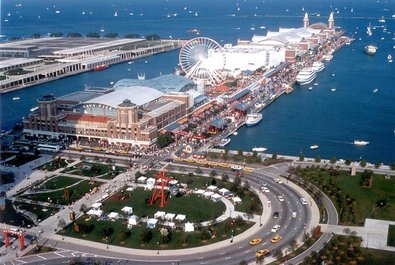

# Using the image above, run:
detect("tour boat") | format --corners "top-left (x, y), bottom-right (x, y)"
top-left (296, 68), bottom-right (317, 85)
top-left (218, 138), bottom-right (231, 147)
top-left (30, 106), bottom-right (39, 112)
top-left (245, 113), bottom-right (263, 126)
top-left (310, 145), bottom-right (319, 150)
top-left (252, 147), bottom-right (267, 152)
top-left (388, 54), bottom-right (393, 63)
top-left (312, 61), bottom-right (325, 72)
top-left (354, 140), bottom-right (370, 146)
top-left (12, 96), bottom-right (20, 100)
top-left (364, 45), bottom-right (377, 55)
top-left (93, 64), bottom-right (109, 71)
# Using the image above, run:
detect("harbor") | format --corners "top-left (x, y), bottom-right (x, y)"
top-left (0, 38), bottom-right (185, 94)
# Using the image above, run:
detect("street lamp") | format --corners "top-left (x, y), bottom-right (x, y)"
top-left (106, 236), bottom-right (109, 249)
top-left (157, 241), bottom-right (160, 254)
top-left (230, 230), bottom-right (234, 243)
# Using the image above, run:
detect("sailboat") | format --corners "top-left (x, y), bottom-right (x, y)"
top-left (366, 23), bottom-right (372, 36)
top-left (114, 11), bottom-right (118, 17)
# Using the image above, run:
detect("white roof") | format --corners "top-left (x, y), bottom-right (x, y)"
top-left (128, 215), bottom-right (140, 224)
top-left (138, 176), bottom-right (147, 181)
top-left (91, 202), bottom-right (102, 209)
top-left (175, 214), bottom-right (186, 221)
top-left (154, 211), bottom-right (166, 218)
top-left (86, 85), bottom-right (164, 108)
top-left (147, 177), bottom-right (156, 183)
top-left (203, 191), bottom-right (214, 197)
top-left (194, 189), bottom-right (205, 195)
top-left (165, 213), bottom-right (176, 220)
top-left (108, 212), bottom-right (119, 218)
top-left (218, 188), bottom-right (229, 193)
top-left (211, 193), bottom-right (222, 199)
top-left (87, 209), bottom-right (103, 216)
top-left (121, 206), bottom-right (133, 213)
top-left (147, 218), bottom-right (158, 224)
top-left (207, 185), bottom-right (217, 191)
top-left (184, 222), bottom-right (194, 232)
top-left (232, 196), bottom-right (242, 203)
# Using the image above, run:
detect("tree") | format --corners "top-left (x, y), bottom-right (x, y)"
top-left (330, 156), bottom-right (337, 164)
top-left (360, 159), bottom-right (367, 167)
top-left (289, 239), bottom-right (297, 252)
top-left (234, 176), bottom-right (241, 185)
top-left (299, 154), bottom-right (305, 161)
top-left (49, 32), bottom-right (63, 37)
top-left (157, 132), bottom-right (173, 148)
top-left (67, 32), bottom-right (82, 37)
top-left (237, 149), bottom-right (243, 156)
top-left (139, 228), bottom-right (153, 244)
top-left (210, 170), bottom-right (217, 178)
top-left (315, 156), bottom-right (321, 163)
top-left (104, 33), bottom-right (118, 38)
top-left (86, 32), bottom-right (100, 38)
top-left (80, 203), bottom-right (88, 215)
top-left (391, 163), bottom-right (395, 170)
top-left (272, 153), bottom-right (277, 159)
top-left (345, 159), bottom-right (351, 166)
top-left (145, 34), bottom-right (160, 41)
top-left (221, 173), bottom-right (229, 182)
top-left (195, 167), bottom-right (203, 174)
top-left (124, 33), bottom-right (141, 38)
top-left (58, 218), bottom-right (66, 229)
top-left (119, 231), bottom-right (127, 243)
top-left (32, 33), bottom-right (41, 39)
top-left (273, 249), bottom-right (283, 261)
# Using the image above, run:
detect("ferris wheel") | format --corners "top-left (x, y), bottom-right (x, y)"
top-left (179, 37), bottom-right (226, 86)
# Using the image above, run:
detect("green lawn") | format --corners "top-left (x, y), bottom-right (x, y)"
top-left (387, 225), bottom-right (395, 247)
top-left (21, 180), bottom-right (103, 205)
top-left (359, 248), bottom-right (395, 265)
top-left (103, 188), bottom-right (226, 222)
top-left (62, 162), bottom-right (126, 178)
top-left (42, 176), bottom-right (82, 190)
top-left (14, 201), bottom-right (58, 221)
top-left (293, 167), bottom-right (395, 225)
top-left (39, 158), bottom-right (72, 172)
top-left (62, 218), bottom-right (253, 250)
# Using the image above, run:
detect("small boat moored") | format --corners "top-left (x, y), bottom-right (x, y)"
top-left (252, 146), bottom-right (267, 152)
top-left (310, 145), bottom-right (319, 150)
top-left (364, 45), bottom-right (377, 55)
top-left (12, 96), bottom-right (20, 100)
top-left (354, 140), bottom-right (370, 146)
top-left (93, 64), bottom-right (109, 71)
top-left (218, 138), bottom-right (231, 147)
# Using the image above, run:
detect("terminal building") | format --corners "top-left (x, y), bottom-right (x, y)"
top-left (23, 74), bottom-right (198, 147)
top-left (212, 12), bottom-right (337, 75)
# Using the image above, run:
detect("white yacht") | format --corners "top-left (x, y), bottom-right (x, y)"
top-left (388, 54), bottom-right (393, 63)
top-left (324, 54), bottom-right (334, 61)
top-left (252, 147), bottom-right (267, 152)
top-left (310, 145), bottom-right (319, 150)
top-left (246, 113), bottom-right (263, 126)
top-left (296, 68), bottom-right (317, 85)
top-left (218, 138), bottom-right (231, 147)
top-left (312, 61), bottom-right (325, 72)
top-left (354, 140), bottom-right (370, 146)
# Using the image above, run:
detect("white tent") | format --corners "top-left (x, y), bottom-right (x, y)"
top-left (128, 215), bottom-right (140, 227)
top-left (87, 209), bottom-right (102, 217)
top-left (218, 188), bottom-right (231, 196)
top-left (91, 202), bottom-right (102, 209)
top-left (232, 196), bottom-right (242, 204)
top-left (194, 189), bottom-right (205, 195)
top-left (175, 214), bottom-right (186, 222)
top-left (203, 191), bottom-right (214, 198)
top-left (121, 206), bottom-right (133, 215)
top-left (154, 211), bottom-right (166, 219)
top-left (184, 222), bottom-right (194, 232)
top-left (108, 212), bottom-right (119, 220)
top-left (146, 177), bottom-right (156, 190)
top-left (147, 218), bottom-right (158, 228)
top-left (207, 185), bottom-right (217, 191)
top-left (211, 193), bottom-right (222, 202)
top-left (137, 176), bottom-right (147, 183)
top-left (164, 213), bottom-right (176, 221)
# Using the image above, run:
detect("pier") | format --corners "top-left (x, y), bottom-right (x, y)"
top-left (0, 38), bottom-right (186, 94)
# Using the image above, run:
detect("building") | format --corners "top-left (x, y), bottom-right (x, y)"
top-left (23, 75), bottom-right (194, 147)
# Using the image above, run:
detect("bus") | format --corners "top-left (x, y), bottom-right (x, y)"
top-left (37, 144), bottom-right (60, 152)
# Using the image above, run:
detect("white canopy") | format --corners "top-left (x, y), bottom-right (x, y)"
top-left (164, 213), bottom-right (176, 221)
top-left (108, 212), bottom-right (119, 219)
top-left (147, 218), bottom-right (158, 228)
top-left (218, 188), bottom-right (230, 195)
top-left (203, 191), bottom-right (214, 197)
top-left (207, 185), bottom-right (217, 191)
top-left (154, 211), bottom-right (166, 219)
top-left (194, 189), bottom-right (205, 195)
top-left (184, 222), bottom-right (194, 232)
top-left (121, 206), bottom-right (133, 214)
top-left (137, 176), bottom-right (147, 183)
top-left (211, 193), bottom-right (222, 201)
top-left (232, 196), bottom-right (242, 204)
top-left (91, 202), bottom-right (102, 209)
top-left (87, 209), bottom-right (102, 217)
top-left (175, 214), bottom-right (186, 221)
top-left (128, 215), bottom-right (140, 225)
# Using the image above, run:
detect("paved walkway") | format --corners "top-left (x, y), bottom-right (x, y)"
top-left (321, 219), bottom-right (395, 252)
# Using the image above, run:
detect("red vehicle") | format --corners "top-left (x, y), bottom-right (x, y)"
top-left (93, 64), bottom-right (109, 71)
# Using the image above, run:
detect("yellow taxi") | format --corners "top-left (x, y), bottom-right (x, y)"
top-left (219, 162), bottom-right (230, 168)
top-left (243, 167), bottom-right (254, 173)
top-left (249, 238), bottom-right (262, 246)
top-left (207, 161), bottom-right (219, 167)
top-left (174, 157), bottom-right (183, 162)
top-left (255, 249), bottom-right (270, 258)
top-left (196, 160), bottom-right (207, 165)
top-left (93, 147), bottom-right (102, 151)
top-left (270, 235), bottom-right (282, 243)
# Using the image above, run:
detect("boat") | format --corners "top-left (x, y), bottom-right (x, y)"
top-left (296, 68), bottom-right (317, 85)
top-left (354, 140), bottom-right (370, 146)
top-left (310, 145), bottom-right (319, 150)
top-left (331, 88), bottom-right (336, 92)
top-left (308, 86), bottom-right (313, 90)
top-left (388, 54), bottom-right (393, 63)
top-left (378, 17), bottom-right (386, 23)
top-left (12, 96), bottom-right (20, 100)
top-left (245, 112), bottom-right (263, 126)
top-left (55, 10), bottom-right (61, 14)
top-left (312, 61), bottom-right (325, 72)
top-left (93, 64), bottom-right (109, 71)
top-left (30, 106), bottom-right (39, 112)
top-left (252, 147), bottom-right (267, 152)
top-left (366, 23), bottom-right (372, 36)
top-left (114, 11), bottom-right (118, 17)
top-left (233, 131), bottom-right (238, 136)
top-left (373, 88), bottom-right (378, 93)
top-left (364, 45), bottom-right (377, 55)
top-left (218, 138), bottom-right (231, 147)
top-left (254, 102), bottom-right (263, 109)
top-left (323, 54), bottom-right (333, 61)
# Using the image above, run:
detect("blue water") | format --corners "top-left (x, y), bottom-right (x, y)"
top-left (1, 0), bottom-right (394, 164)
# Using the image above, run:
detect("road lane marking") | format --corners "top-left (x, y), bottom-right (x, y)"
top-left (14, 260), bottom-right (27, 264)
top-left (238, 246), bottom-right (244, 249)
top-left (225, 256), bottom-right (232, 260)
top-left (36, 255), bottom-right (47, 260)
top-left (244, 250), bottom-right (251, 253)
top-left (197, 257), bottom-right (204, 260)
top-left (219, 252), bottom-right (226, 255)
top-left (54, 252), bottom-right (65, 257)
